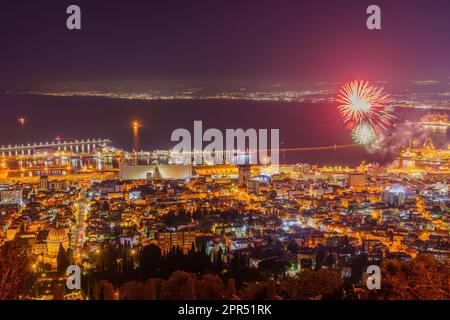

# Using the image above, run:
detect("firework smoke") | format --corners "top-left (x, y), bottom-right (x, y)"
top-left (369, 122), bottom-right (427, 155)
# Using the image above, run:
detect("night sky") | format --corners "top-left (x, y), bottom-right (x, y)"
top-left (1, 0), bottom-right (450, 90)
top-left (0, 1), bottom-right (448, 162)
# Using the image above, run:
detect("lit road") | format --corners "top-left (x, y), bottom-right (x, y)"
top-left (73, 189), bottom-right (89, 262)
top-left (393, 104), bottom-right (450, 111)
top-left (274, 144), bottom-right (358, 152)
top-left (176, 144), bottom-right (359, 155)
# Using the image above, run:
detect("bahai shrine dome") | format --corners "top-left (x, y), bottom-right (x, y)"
top-left (44, 228), bottom-right (69, 269)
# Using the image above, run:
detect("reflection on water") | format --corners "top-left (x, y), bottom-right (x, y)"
top-left (2, 95), bottom-right (447, 167)
top-left (6, 154), bottom-right (120, 178)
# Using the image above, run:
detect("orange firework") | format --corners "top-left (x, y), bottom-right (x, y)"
top-left (337, 80), bottom-right (394, 133)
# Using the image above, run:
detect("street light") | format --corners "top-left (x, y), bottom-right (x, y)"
top-left (132, 121), bottom-right (140, 129)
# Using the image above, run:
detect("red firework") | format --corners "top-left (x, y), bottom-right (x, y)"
top-left (337, 80), bottom-right (394, 133)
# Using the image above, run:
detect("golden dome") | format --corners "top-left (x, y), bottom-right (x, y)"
top-left (46, 228), bottom-right (68, 244)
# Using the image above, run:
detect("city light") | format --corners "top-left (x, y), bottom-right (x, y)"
top-left (0, 0), bottom-right (449, 305)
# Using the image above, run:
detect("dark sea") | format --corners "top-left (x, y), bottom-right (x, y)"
top-left (0, 94), bottom-right (444, 166)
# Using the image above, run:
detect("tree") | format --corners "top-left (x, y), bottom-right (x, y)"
top-left (350, 254), bottom-right (368, 283)
top-left (143, 279), bottom-right (158, 300)
top-left (240, 282), bottom-right (272, 300)
top-left (215, 247), bottom-right (224, 269)
top-left (315, 245), bottom-right (326, 271)
top-left (57, 244), bottom-right (70, 275)
top-left (373, 255), bottom-right (450, 300)
top-left (239, 281), bottom-right (282, 300)
top-left (96, 280), bottom-right (116, 300)
top-left (233, 267), bottom-right (263, 284)
top-left (258, 259), bottom-right (289, 278)
top-left (282, 269), bottom-right (343, 300)
top-left (287, 241), bottom-right (299, 254)
top-left (266, 280), bottom-right (282, 300)
top-left (139, 244), bottom-right (162, 279)
top-left (324, 254), bottom-right (336, 269)
top-left (161, 271), bottom-right (196, 300)
top-left (0, 244), bottom-right (28, 300)
top-left (226, 278), bottom-right (239, 300)
top-left (342, 279), bottom-right (358, 300)
top-left (52, 284), bottom-right (65, 300)
top-left (195, 274), bottom-right (225, 300)
top-left (122, 281), bottom-right (145, 300)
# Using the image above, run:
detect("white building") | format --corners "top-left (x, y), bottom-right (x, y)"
top-left (119, 164), bottom-right (192, 180)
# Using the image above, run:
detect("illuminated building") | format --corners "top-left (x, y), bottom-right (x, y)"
top-left (0, 189), bottom-right (23, 204)
top-left (398, 140), bottom-right (450, 172)
top-left (34, 228), bottom-right (70, 270)
top-left (119, 164), bottom-right (192, 180)
top-left (238, 165), bottom-right (252, 186)
top-left (48, 180), bottom-right (69, 191)
top-left (128, 190), bottom-right (142, 200)
top-left (195, 164), bottom-right (238, 176)
top-left (381, 184), bottom-right (408, 207)
top-left (349, 173), bottom-right (366, 189)
top-left (6, 225), bottom-right (20, 241)
top-left (420, 112), bottom-right (449, 131)
top-left (0, 138), bottom-right (113, 156)
top-left (247, 180), bottom-right (260, 195)
top-left (157, 229), bottom-right (196, 253)
top-left (39, 176), bottom-right (49, 191)
top-left (0, 138), bottom-right (120, 180)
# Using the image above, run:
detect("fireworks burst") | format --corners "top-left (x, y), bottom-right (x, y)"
top-left (351, 123), bottom-right (377, 145)
top-left (337, 80), bottom-right (394, 134)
